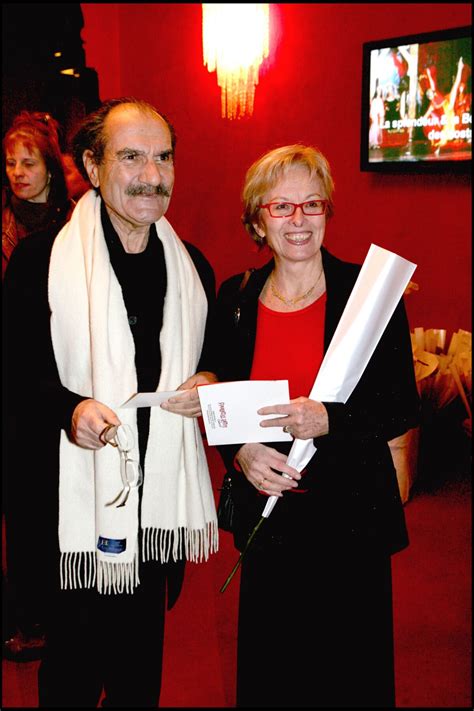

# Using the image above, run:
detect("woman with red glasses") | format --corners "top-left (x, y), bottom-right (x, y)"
top-left (212, 144), bottom-right (419, 708)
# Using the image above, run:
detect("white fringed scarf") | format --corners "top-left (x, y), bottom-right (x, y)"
top-left (48, 190), bottom-right (218, 594)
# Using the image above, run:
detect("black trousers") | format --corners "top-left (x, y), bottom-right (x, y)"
top-left (236, 541), bottom-right (395, 708)
top-left (38, 560), bottom-right (175, 708)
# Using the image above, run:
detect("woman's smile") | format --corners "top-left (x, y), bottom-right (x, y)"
top-left (284, 231), bottom-right (312, 245)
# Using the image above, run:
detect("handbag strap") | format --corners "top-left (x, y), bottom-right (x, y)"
top-left (234, 268), bottom-right (255, 325)
top-left (239, 268), bottom-right (254, 292)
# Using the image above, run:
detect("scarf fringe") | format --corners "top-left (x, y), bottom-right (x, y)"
top-left (96, 555), bottom-right (140, 594)
top-left (142, 522), bottom-right (219, 563)
top-left (60, 551), bottom-right (97, 591)
top-left (60, 551), bottom-right (140, 594)
top-left (59, 523), bottom-right (219, 594)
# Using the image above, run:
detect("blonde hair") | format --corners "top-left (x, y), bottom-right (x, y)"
top-left (242, 144), bottom-right (335, 245)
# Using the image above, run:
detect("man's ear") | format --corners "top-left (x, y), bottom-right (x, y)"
top-left (82, 150), bottom-right (100, 188)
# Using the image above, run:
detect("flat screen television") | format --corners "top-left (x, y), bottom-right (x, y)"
top-left (360, 25), bottom-right (471, 172)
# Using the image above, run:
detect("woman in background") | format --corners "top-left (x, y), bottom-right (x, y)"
top-left (2, 111), bottom-right (75, 662)
top-left (213, 144), bottom-right (419, 707)
top-left (2, 111), bottom-right (74, 278)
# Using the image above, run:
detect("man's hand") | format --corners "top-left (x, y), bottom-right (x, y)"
top-left (71, 398), bottom-right (121, 449)
top-left (160, 371), bottom-right (218, 418)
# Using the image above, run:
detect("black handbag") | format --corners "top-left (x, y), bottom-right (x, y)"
top-left (217, 472), bottom-right (234, 532)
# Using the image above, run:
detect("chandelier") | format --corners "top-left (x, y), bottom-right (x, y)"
top-left (202, 3), bottom-right (270, 120)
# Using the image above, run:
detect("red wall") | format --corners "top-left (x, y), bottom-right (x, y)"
top-left (81, 3), bottom-right (472, 338)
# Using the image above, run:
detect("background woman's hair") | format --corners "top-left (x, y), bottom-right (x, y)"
top-left (241, 144), bottom-right (335, 245)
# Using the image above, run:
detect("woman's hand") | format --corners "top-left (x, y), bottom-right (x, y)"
top-left (258, 397), bottom-right (329, 440)
top-left (71, 398), bottom-right (121, 449)
top-left (160, 371), bottom-right (218, 418)
top-left (235, 443), bottom-right (301, 496)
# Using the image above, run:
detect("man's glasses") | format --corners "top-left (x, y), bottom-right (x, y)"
top-left (102, 424), bottom-right (143, 508)
top-left (259, 200), bottom-right (328, 217)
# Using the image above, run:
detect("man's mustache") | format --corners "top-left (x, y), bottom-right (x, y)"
top-left (126, 183), bottom-right (171, 197)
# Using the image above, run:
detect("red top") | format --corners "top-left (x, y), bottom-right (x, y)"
top-left (250, 292), bottom-right (327, 398)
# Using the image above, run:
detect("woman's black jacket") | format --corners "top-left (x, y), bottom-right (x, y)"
top-left (209, 247), bottom-right (420, 555)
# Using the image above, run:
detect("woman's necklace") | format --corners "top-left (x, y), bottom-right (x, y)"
top-left (269, 268), bottom-right (324, 307)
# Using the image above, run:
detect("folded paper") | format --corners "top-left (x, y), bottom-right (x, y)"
top-left (198, 380), bottom-right (292, 445)
top-left (120, 390), bottom-right (188, 409)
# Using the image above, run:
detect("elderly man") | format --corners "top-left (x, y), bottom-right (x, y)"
top-left (3, 97), bottom-right (218, 707)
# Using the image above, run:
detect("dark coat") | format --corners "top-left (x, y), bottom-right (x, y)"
top-left (2, 186), bottom-right (75, 279)
top-left (212, 247), bottom-right (420, 555)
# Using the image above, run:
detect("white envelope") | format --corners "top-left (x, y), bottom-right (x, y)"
top-left (198, 380), bottom-right (292, 445)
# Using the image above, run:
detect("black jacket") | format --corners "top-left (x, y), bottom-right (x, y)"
top-left (211, 247), bottom-right (420, 555)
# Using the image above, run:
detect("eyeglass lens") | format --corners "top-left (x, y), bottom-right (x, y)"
top-left (104, 424), bottom-right (133, 450)
top-left (123, 457), bottom-right (143, 488)
top-left (104, 423), bottom-right (143, 507)
top-left (266, 200), bottom-right (326, 217)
